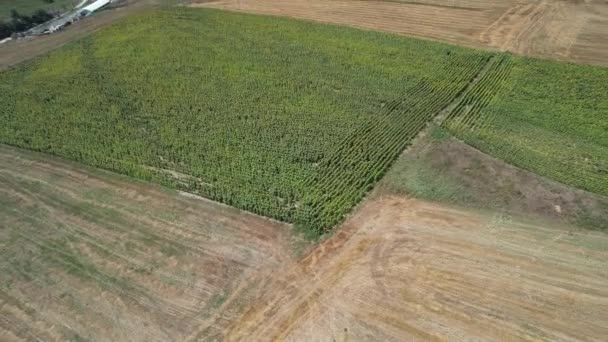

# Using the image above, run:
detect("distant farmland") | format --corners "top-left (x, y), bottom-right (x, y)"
top-left (1, 8), bottom-right (606, 234)
top-left (0, 0), bottom-right (74, 20)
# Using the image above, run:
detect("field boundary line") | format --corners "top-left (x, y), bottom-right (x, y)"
top-left (389, 55), bottom-right (497, 162)
top-left (432, 54), bottom-right (499, 127)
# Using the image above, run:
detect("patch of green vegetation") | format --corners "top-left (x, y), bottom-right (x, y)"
top-left (59, 291), bottom-right (89, 315)
top-left (293, 222), bottom-right (325, 241)
top-left (567, 232), bottom-right (608, 251)
top-left (0, 8), bottom-right (490, 234)
top-left (573, 200), bottom-right (608, 232)
top-left (157, 209), bottom-right (179, 222)
top-left (159, 243), bottom-right (182, 257)
top-left (137, 232), bottom-right (161, 247)
top-left (123, 240), bottom-right (138, 252)
top-left (428, 124), bottom-right (451, 141)
top-left (158, 273), bottom-right (179, 286)
top-left (382, 146), bottom-right (473, 204)
top-left (69, 333), bottom-right (89, 342)
top-left (399, 164), bottom-right (471, 202)
top-left (68, 201), bottom-right (131, 231)
top-left (84, 184), bottom-right (178, 220)
top-left (41, 238), bottom-right (99, 279)
top-left (8, 259), bottom-right (36, 282)
top-left (37, 237), bottom-right (135, 294)
top-left (209, 291), bottom-right (228, 309)
top-left (83, 188), bottom-right (115, 204)
top-left (130, 265), bottom-right (153, 275)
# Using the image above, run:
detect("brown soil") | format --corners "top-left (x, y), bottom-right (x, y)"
top-left (194, 0), bottom-right (608, 67)
top-left (0, 144), bottom-right (303, 341)
top-left (223, 196), bottom-right (608, 341)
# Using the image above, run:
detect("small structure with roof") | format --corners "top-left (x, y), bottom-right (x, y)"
top-left (80, 0), bottom-right (112, 17)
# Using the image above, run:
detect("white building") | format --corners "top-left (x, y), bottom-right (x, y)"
top-left (81, 0), bottom-right (112, 15)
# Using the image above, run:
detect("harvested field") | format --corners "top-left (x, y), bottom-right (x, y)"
top-left (223, 196), bottom-right (608, 341)
top-left (0, 145), bottom-right (301, 341)
top-left (196, 0), bottom-right (608, 67)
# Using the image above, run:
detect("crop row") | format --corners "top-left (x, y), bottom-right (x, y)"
top-left (442, 54), bottom-right (514, 134)
top-left (297, 53), bottom-right (490, 232)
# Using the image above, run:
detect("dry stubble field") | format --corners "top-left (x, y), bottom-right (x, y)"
top-left (224, 196), bottom-right (608, 341)
top-left (2, 145), bottom-right (608, 341)
top-left (0, 145), bottom-right (301, 341)
top-left (196, 0), bottom-right (608, 67)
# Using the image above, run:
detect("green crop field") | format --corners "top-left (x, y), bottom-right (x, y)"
top-left (443, 55), bottom-right (608, 197)
top-left (0, 8), bottom-right (491, 234)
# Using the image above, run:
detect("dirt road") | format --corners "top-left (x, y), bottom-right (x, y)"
top-left (222, 196), bottom-right (608, 341)
top-left (196, 0), bottom-right (608, 67)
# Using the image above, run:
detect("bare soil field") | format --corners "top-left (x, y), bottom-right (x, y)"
top-left (224, 196), bottom-right (608, 341)
top-left (0, 145), bottom-right (302, 341)
top-left (195, 0), bottom-right (608, 67)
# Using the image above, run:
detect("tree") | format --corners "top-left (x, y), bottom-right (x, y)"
top-left (31, 9), bottom-right (53, 23)
top-left (0, 8), bottom-right (54, 38)
top-left (10, 9), bottom-right (22, 21)
top-left (0, 22), bottom-right (14, 39)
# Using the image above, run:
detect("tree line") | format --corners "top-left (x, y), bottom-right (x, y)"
top-left (1, 8), bottom-right (54, 39)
